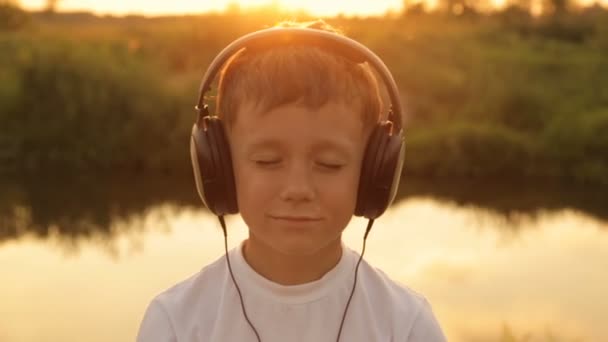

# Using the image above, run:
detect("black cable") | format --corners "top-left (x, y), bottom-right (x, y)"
top-left (219, 215), bottom-right (262, 342)
top-left (219, 215), bottom-right (375, 342)
top-left (335, 218), bottom-right (374, 342)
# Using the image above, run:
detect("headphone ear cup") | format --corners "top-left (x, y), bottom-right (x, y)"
top-left (208, 118), bottom-right (239, 214)
top-left (355, 125), bottom-right (383, 217)
top-left (355, 123), bottom-right (405, 219)
top-left (190, 117), bottom-right (238, 216)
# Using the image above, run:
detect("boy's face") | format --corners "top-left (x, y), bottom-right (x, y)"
top-left (228, 101), bottom-right (369, 257)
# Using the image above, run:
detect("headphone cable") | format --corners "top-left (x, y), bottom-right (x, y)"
top-left (218, 215), bottom-right (375, 342)
top-left (219, 215), bottom-right (262, 342)
top-left (335, 218), bottom-right (374, 341)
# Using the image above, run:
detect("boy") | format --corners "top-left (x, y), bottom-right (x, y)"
top-left (137, 20), bottom-right (446, 342)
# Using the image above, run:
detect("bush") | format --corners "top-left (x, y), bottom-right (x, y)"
top-left (543, 108), bottom-right (608, 184)
top-left (0, 3), bottom-right (28, 31)
top-left (405, 123), bottom-right (539, 178)
top-left (0, 35), bottom-right (190, 174)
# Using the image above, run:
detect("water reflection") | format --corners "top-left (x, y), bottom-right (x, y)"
top-left (398, 177), bottom-right (608, 225)
top-left (0, 174), bottom-right (199, 248)
top-left (1, 175), bottom-right (607, 248)
top-left (1, 183), bottom-right (607, 341)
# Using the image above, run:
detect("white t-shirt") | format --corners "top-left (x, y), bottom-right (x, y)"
top-left (137, 242), bottom-right (446, 342)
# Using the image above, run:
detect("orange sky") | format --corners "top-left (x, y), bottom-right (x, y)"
top-left (19, 0), bottom-right (608, 16)
top-left (20, 0), bottom-right (408, 16)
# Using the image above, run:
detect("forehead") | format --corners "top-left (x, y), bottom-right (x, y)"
top-left (229, 101), bottom-right (368, 152)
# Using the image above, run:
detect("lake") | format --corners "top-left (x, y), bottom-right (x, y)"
top-left (1, 175), bottom-right (607, 342)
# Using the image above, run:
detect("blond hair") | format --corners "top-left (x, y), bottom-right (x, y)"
top-left (216, 20), bottom-right (383, 130)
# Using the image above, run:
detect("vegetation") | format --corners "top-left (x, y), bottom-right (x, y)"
top-left (1, 2), bottom-right (607, 185)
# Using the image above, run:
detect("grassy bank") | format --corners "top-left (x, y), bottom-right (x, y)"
top-left (1, 5), bottom-right (607, 185)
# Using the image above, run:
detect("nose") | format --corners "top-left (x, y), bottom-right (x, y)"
top-left (279, 162), bottom-right (315, 203)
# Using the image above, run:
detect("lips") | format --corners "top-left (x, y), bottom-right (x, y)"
top-left (268, 215), bottom-right (323, 222)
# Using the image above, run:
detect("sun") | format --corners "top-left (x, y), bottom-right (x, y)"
top-left (227, 0), bottom-right (403, 16)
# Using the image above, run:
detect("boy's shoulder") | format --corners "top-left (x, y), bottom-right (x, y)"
top-left (137, 255), bottom-right (228, 341)
top-left (150, 253), bottom-right (228, 319)
top-left (354, 249), bottom-right (432, 316)
top-left (354, 250), bottom-right (445, 340)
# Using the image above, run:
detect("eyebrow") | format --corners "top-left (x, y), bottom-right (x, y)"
top-left (312, 139), bottom-right (353, 156)
top-left (244, 138), bottom-right (353, 157)
top-left (244, 139), bottom-right (282, 153)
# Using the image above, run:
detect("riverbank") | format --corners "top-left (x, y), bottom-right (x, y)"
top-left (1, 6), bottom-right (607, 185)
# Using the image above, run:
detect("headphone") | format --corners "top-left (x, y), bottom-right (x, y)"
top-left (190, 27), bottom-right (406, 220)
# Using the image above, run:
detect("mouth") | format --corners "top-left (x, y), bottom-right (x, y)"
top-left (268, 215), bottom-right (323, 222)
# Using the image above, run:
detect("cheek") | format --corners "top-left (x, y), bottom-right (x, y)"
top-left (232, 161), bottom-right (276, 212)
top-left (322, 168), bottom-right (361, 213)
top-left (233, 161), bottom-right (256, 198)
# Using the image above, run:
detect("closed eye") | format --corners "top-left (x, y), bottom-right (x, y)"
top-left (317, 162), bottom-right (344, 170)
top-left (255, 160), bottom-right (281, 166)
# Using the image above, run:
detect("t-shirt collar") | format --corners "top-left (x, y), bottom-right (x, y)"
top-left (229, 240), bottom-right (356, 304)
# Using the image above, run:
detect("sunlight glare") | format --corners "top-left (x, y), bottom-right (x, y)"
top-left (19, 0), bottom-right (405, 17)
top-left (19, 0), bottom-right (608, 15)
top-left (491, 0), bottom-right (507, 9)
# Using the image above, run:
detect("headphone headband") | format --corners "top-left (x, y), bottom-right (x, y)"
top-left (195, 27), bottom-right (404, 131)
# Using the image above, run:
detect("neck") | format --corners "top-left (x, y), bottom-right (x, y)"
top-left (242, 236), bottom-right (343, 286)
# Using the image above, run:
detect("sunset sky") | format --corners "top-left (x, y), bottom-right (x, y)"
top-left (20, 0), bottom-right (407, 17)
top-left (18, 0), bottom-right (608, 16)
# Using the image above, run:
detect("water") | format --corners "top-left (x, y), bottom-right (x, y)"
top-left (1, 175), bottom-right (607, 342)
